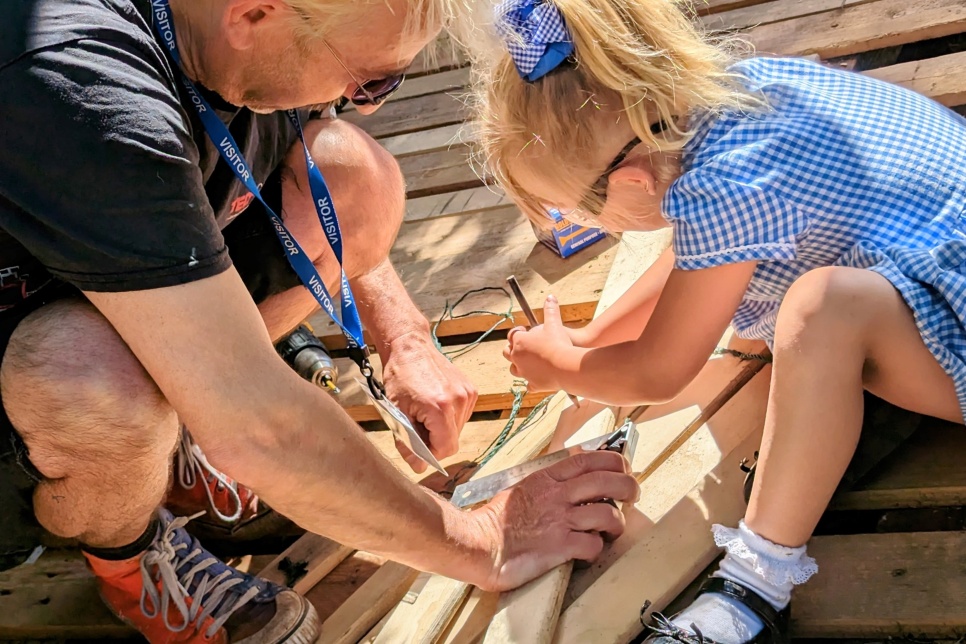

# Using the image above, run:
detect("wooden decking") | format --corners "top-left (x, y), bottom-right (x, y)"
top-left (3, 0), bottom-right (966, 641)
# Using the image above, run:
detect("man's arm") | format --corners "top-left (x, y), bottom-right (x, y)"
top-left (85, 269), bottom-right (636, 590)
top-left (352, 257), bottom-right (478, 469)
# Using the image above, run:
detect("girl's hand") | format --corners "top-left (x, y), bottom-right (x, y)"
top-left (565, 325), bottom-right (593, 348)
top-left (503, 295), bottom-right (575, 391)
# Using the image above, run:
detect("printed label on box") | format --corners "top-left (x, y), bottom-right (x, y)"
top-left (531, 208), bottom-right (607, 258)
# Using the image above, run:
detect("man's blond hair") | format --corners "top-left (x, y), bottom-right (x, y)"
top-left (285, 0), bottom-right (459, 39)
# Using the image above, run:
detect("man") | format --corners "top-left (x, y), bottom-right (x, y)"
top-left (0, 0), bottom-right (639, 642)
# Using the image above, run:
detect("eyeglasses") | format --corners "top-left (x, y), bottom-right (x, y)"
top-left (574, 137), bottom-right (642, 217)
top-left (322, 41), bottom-right (405, 107)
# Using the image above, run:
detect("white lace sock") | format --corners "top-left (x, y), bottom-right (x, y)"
top-left (670, 522), bottom-right (818, 644)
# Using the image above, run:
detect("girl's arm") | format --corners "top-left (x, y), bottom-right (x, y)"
top-left (508, 260), bottom-right (757, 406)
top-left (572, 246), bottom-right (675, 348)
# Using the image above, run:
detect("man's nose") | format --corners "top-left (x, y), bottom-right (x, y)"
top-left (342, 84), bottom-right (383, 116)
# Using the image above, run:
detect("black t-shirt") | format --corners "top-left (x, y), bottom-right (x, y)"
top-left (0, 0), bottom-right (296, 305)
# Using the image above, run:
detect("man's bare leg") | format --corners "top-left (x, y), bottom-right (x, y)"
top-left (1, 298), bottom-right (178, 547)
top-left (0, 297), bottom-right (319, 641)
top-left (257, 117), bottom-right (405, 340)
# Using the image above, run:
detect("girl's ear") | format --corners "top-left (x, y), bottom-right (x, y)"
top-left (608, 162), bottom-right (658, 196)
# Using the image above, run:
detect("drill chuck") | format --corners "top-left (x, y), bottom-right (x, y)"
top-left (276, 325), bottom-right (340, 393)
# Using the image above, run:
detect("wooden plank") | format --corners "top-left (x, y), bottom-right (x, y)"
top-left (792, 531), bottom-right (966, 637)
top-left (381, 123), bottom-right (470, 160)
top-left (406, 186), bottom-right (510, 224)
top-left (374, 576), bottom-right (472, 643)
top-left (746, 0), bottom-right (966, 59)
top-left (344, 68), bottom-right (470, 113)
top-left (831, 418), bottom-right (966, 511)
top-left (554, 372), bottom-right (770, 643)
top-left (564, 346), bottom-right (768, 603)
top-left (482, 407), bottom-right (619, 644)
top-left (342, 90), bottom-right (468, 139)
top-left (359, 572), bottom-right (432, 642)
top-left (866, 50), bottom-right (966, 108)
top-left (484, 565), bottom-right (572, 644)
top-left (440, 587), bottom-right (502, 644)
top-left (700, 0), bottom-right (850, 33)
top-left (304, 551), bottom-right (388, 622)
top-left (335, 340), bottom-right (552, 422)
top-left (594, 230), bottom-right (673, 314)
top-left (0, 552), bottom-right (134, 640)
top-left (317, 562), bottom-right (421, 644)
top-left (693, 0), bottom-right (776, 16)
top-left (526, 230), bottom-right (758, 609)
top-left (477, 230), bottom-right (671, 642)
top-left (257, 534), bottom-right (354, 595)
top-left (400, 144), bottom-right (485, 199)
top-left (310, 207), bottom-right (619, 343)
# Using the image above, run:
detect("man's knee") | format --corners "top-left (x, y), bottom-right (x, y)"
top-left (280, 118), bottom-right (404, 269)
top-left (0, 298), bottom-right (177, 476)
top-left (302, 118), bottom-right (404, 203)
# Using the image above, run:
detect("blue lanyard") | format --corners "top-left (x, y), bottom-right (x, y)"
top-left (151, 0), bottom-right (380, 383)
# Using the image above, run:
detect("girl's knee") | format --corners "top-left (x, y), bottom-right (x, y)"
top-left (774, 267), bottom-right (880, 349)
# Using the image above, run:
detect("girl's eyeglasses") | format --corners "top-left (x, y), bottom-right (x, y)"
top-left (574, 137), bottom-right (642, 217)
top-left (322, 41), bottom-right (405, 107)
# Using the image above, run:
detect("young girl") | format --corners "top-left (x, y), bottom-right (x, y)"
top-left (473, 0), bottom-right (966, 641)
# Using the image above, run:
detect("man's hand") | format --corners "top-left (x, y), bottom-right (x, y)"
top-left (504, 295), bottom-right (577, 391)
top-left (468, 450), bottom-right (640, 592)
top-left (382, 330), bottom-right (478, 472)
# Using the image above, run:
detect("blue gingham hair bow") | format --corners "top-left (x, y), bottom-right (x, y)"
top-left (497, 0), bottom-right (575, 82)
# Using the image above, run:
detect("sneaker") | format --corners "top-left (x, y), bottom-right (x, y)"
top-left (167, 427), bottom-right (259, 524)
top-left (85, 509), bottom-right (320, 643)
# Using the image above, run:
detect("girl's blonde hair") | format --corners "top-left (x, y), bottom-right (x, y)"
top-left (470, 0), bottom-right (759, 224)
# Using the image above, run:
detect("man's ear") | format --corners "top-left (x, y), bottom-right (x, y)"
top-left (223, 0), bottom-right (287, 51)
top-left (608, 162), bottom-right (658, 196)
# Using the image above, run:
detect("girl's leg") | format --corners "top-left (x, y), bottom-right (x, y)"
top-left (657, 267), bottom-right (962, 644)
top-left (748, 266), bottom-right (962, 546)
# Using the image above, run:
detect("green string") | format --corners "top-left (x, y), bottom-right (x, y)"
top-left (431, 287), bottom-right (515, 359)
top-left (429, 286), bottom-right (556, 493)
top-left (713, 347), bottom-right (773, 363)
top-left (475, 383), bottom-right (552, 471)
top-left (444, 382), bottom-right (554, 494)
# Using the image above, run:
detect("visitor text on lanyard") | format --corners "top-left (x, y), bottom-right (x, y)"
top-left (150, 0), bottom-right (384, 390)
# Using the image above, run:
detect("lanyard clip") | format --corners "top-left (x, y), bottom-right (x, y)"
top-left (346, 345), bottom-right (385, 399)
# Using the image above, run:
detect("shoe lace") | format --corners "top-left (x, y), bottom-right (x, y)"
top-left (175, 427), bottom-right (243, 523)
top-left (139, 513), bottom-right (261, 638)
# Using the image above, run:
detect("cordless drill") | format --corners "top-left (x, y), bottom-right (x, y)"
top-left (275, 324), bottom-right (340, 393)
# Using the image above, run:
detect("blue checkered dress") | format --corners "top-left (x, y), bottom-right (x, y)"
top-left (663, 57), bottom-right (966, 414)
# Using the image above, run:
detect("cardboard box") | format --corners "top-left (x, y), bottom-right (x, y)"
top-left (531, 208), bottom-right (607, 258)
